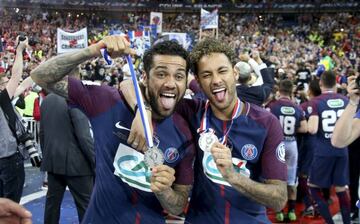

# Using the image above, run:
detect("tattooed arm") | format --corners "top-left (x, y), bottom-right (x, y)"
top-left (227, 176), bottom-right (287, 211)
top-left (155, 184), bottom-right (191, 215)
top-left (151, 165), bottom-right (191, 215)
top-left (31, 36), bottom-right (134, 98)
top-left (211, 142), bottom-right (287, 211)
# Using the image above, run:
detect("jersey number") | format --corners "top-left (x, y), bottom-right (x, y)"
top-left (279, 115), bottom-right (296, 135)
top-left (321, 109), bottom-right (344, 132)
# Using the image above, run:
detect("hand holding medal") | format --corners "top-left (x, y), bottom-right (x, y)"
top-left (125, 55), bottom-right (164, 168)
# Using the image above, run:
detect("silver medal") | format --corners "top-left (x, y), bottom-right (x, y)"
top-left (198, 132), bottom-right (218, 152)
top-left (144, 146), bottom-right (164, 168)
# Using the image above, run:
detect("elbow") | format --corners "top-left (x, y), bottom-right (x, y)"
top-left (331, 136), bottom-right (346, 148)
top-left (308, 127), bottom-right (317, 135)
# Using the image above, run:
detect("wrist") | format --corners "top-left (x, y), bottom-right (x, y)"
top-left (349, 99), bottom-right (359, 107)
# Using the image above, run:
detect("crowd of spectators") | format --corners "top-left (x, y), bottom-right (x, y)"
top-left (0, 7), bottom-right (359, 90)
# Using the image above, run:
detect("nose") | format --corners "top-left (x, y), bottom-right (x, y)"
top-left (212, 73), bottom-right (223, 86)
top-left (164, 76), bottom-right (176, 89)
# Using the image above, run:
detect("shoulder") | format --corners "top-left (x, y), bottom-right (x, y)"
top-left (247, 103), bottom-right (279, 127)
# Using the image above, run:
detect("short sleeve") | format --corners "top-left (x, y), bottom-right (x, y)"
top-left (261, 115), bottom-right (287, 181)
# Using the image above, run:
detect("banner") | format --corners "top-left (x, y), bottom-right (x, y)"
top-left (200, 8), bottom-right (218, 30)
top-left (157, 32), bottom-right (193, 51)
top-left (57, 28), bottom-right (88, 54)
top-left (150, 12), bottom-right (163, 33)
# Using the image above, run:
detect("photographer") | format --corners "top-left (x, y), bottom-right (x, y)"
top-left (0, 35), bottom-right (41, 203)
top-left (332, 75), bottom-right (360, 148)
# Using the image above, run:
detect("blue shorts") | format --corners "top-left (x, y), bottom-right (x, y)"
top-left (309, 155), bottom-right (349, 188)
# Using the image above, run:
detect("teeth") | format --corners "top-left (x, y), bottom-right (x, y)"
top-left (212, 88), bottom-right (225, 93)
top-left (161, 93), bottom-right (175, 97)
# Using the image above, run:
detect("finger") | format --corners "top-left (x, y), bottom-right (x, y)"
top-left (106, 37), bottom-right (115, 55)
top-left (152, 165), bottom-right (175, 175)
top-left (154, 176), bottom-right (174, 186)
top-left (138, 139), bottom-right (146, 153)
top-left (151, 180), bottom-right (169, 191)
top-left (131, 136), bottom-right (140, 150)
top-left (115, 37), bottom-right (125, 54)
top-left (127, 130), bottom-right (136, 145)
top-left (214, 158), bottom-right (233, 167)
top-left (21, 217), bottom-right (33, 224)
top-left (150, 183), bottom-right (161, 192)
top-left (3, 200), bottom-right (32, 219)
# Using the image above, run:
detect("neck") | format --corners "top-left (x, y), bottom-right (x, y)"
top-left (321, 87), bottom-right (336, 93)
top-left (210, 98), bottom-right (238, 121)
top-left (279, 94), bottom-right (291, 100)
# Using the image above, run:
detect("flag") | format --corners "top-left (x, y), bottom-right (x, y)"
top-left (127, 30), bottom-right (151, 56)
top-left (200, 8), bottom-right (219, 30)
top-left (150, 12), bottom-right (163, 33)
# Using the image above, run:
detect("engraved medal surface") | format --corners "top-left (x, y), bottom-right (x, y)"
top-left (144, 146), bottom-right (164, 168)
top-left (198, 132), bottom-right (218, 152)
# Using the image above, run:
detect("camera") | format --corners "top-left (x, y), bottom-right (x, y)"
top-left (18, 32), bottom-right (38, 47)
top-left (18, 132), bottom-right (42, 167)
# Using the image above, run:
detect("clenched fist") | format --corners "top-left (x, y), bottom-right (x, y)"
top-left (150, 165), bottom-right (176, 193)
top-left (96, 35), bottom-right (136, 58)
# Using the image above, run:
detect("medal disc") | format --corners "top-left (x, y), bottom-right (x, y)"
top-left (144, 146), bottom-right (164, 168)
top-left (198, 132), bottom-right (218, 152)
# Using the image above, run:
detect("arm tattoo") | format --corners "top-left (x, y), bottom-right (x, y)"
top-left (228, 175), bottom-right (287, 211)
top-left (31, 47), bottom-right (96, 99)
top-left (155, 184), bottom-right (191, 215)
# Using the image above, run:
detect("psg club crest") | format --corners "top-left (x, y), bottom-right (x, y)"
top-left (164, 147), bottom-right (179, 163)
top-left (241, 144), bottom-right (258, 161)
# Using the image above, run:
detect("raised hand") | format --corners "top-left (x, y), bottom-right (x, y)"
top-left (210, 142), bottom-right (235, 181)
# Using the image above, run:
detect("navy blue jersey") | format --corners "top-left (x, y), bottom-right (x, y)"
top-left (309, 92), bottom-right (349, 156)
top-left (177, 99), bottom-right (287, 224)
top-left (356, 109), bottom-right (360, 119)
top-left (68, 77), bottom-right (195, 224)
top-left (267, 97), bottom-right (305, 141)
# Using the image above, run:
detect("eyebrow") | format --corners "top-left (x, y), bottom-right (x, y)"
top-left (200, 65), bottom-right (229, 74)
top-left (154, 66), bottom-right (186, 72)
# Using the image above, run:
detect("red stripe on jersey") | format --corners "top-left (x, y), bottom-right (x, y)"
top-left (135, 212), bottom-right (141, 224)
top-left (220, 185), bottom-right (225, 197)
top-left (131, 191), bottom-right (138, 205)
top-left (225, 201), bottom-right (231, 224)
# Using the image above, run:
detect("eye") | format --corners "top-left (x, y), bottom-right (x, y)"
top-left (219, 69), bottom-right (228, 74)
top-left (175, 73), bottom-right (185, 81)
top-left (157, 72), bottom-right (166, 78)
top-left (201, 73), bottom-right (210, 79)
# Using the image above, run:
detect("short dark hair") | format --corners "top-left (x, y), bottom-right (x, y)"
top-left (320, 70), bottom-right (336, 88)
top-left (143, 41), bottom-right (190, 76)
top-left (190, 38), bottom-right (237, 76)
top-left (279, 79), bottom-right (293, 96)
top-left (309, 79), bottom-right (321, 97)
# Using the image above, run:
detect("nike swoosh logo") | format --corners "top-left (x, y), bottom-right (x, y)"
top-left (115, 122), bottom-right (130, 131)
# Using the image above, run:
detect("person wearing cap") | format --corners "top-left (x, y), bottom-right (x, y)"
top-left (235, 51), bottom-right (275, 106)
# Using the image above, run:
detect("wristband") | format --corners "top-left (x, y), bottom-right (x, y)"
top-left (134, 103), bottom-right (151, 113)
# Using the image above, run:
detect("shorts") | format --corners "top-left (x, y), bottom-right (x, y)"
top-left (309, 155), bottom-right (349, 188)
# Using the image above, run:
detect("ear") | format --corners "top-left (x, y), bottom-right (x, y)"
top-left (142, 72), bottom-right (148, 87)
top-left (233, 67), bottom-right (239, 81)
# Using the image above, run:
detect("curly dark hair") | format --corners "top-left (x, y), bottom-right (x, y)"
top-left (143, 40), bottom-right (190, 76)
top-left (189, 38), bottom-right (237, 76)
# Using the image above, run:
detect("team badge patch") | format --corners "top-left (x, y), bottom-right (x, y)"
top-left (276, 142), bottom-right (286, 163)
top-left (307, 106), bottom-right (312, 114)
top-left (164, 147), bottom-right (179, 163)
top-left (241, 144), bottom-right (258, 161)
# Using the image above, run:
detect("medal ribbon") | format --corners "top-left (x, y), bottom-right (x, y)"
top-left (198, 98), bottom-right (242, 144)
top-left (102, 47), bottom-right (154, 148)
top-left (125, 55), bottom-right (154, 148)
